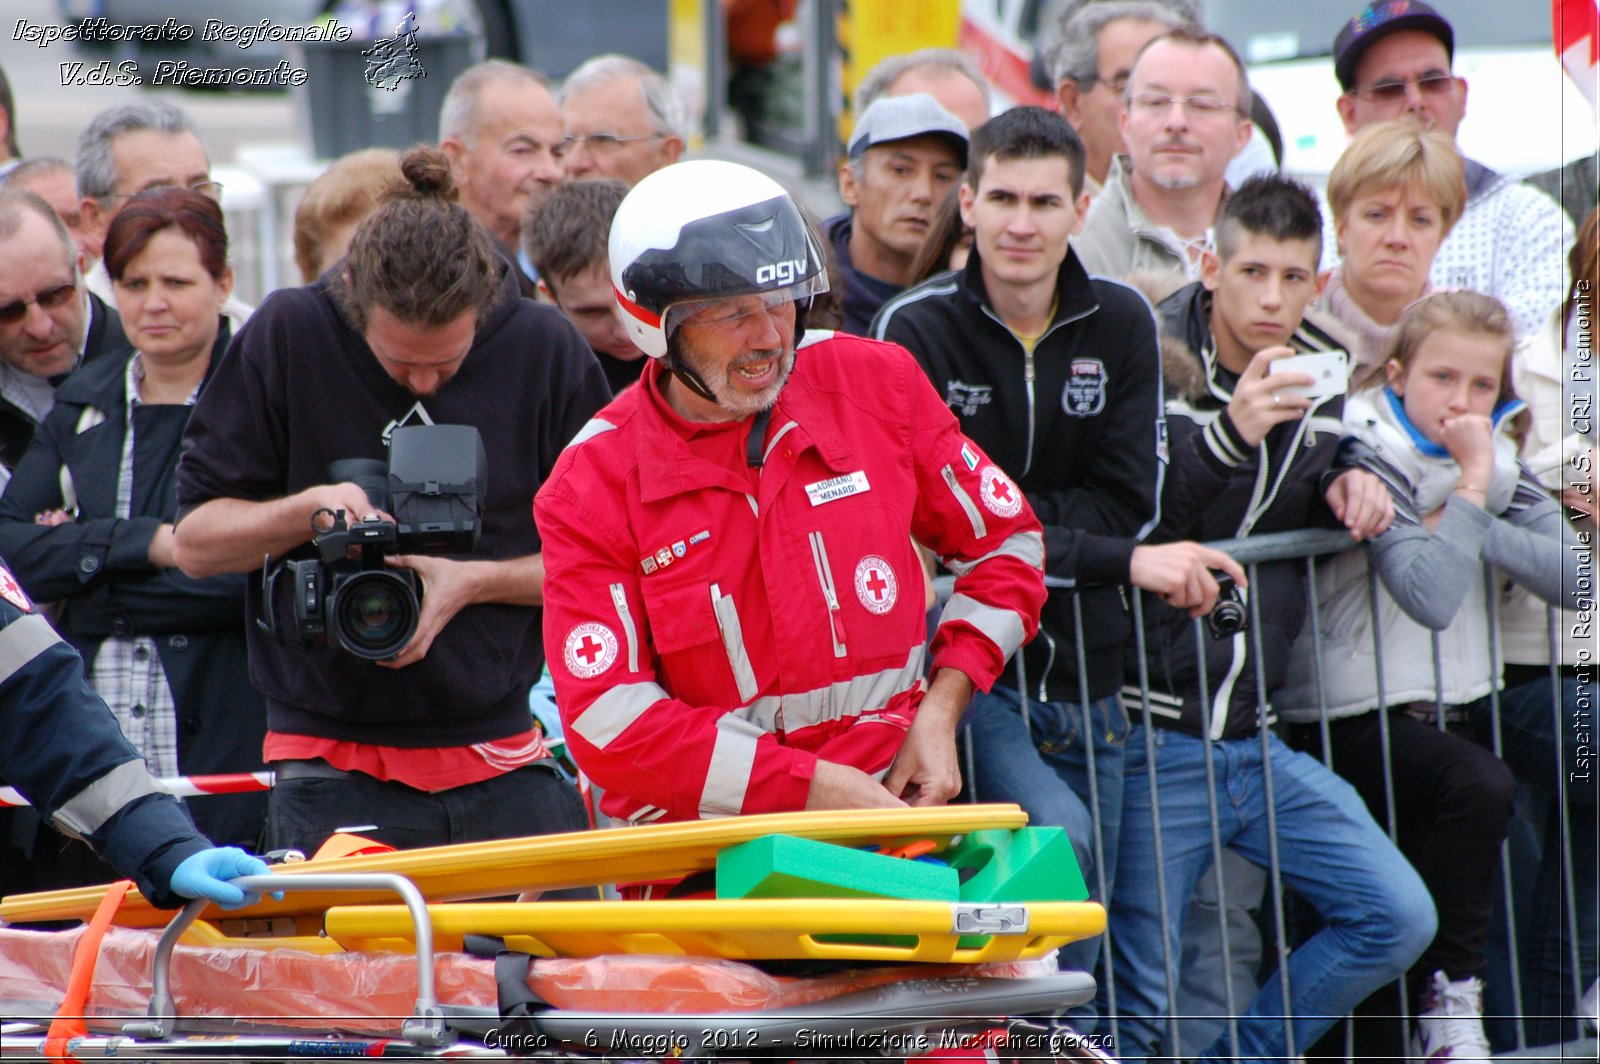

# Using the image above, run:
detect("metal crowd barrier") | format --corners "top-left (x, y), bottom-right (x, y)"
top-left (961, 526), bottom-right (1596, 1061)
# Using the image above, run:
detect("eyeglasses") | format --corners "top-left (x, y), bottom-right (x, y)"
top-left (104, 178), bottom-right (224, 203)
top-left (554, 132), bottom-right (663, 160)
top-left (0, 282), bottom-right (77, 326)
top-left (1354, 73), bottom-right (1457, 104)
top-left (672, 290), bottom-right (796, 333)
top-left (1091, 73), bottom-right (1129, 95)
top-left (1129, 92), bottom-right (1240, 119)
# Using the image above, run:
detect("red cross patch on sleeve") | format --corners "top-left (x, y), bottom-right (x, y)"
top-left (0, 564), bottom-right (33, 613)
top-left (979, 466), bottom-right (1023, 518)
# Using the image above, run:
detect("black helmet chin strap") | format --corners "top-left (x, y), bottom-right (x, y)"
top-left (665, 355), bottom-right (722, 405)
top-left (663, 294), bottom-right (814, 457)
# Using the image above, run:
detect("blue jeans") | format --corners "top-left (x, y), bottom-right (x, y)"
top-left (966, 685), bottom-right (1127, 979)
top-left (1473, 676), bottom-right (1598, 1047)
top-left (1111, 726), bottom-right (1437, 1064)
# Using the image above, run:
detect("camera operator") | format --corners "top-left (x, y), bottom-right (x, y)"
top-left (172, 149), bottom-right (611, 855)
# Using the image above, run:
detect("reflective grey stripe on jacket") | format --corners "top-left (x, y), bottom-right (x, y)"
top-left (563, 417), bottom-right (617, 451)
top-left (699, 712), bottom-right (766, 817)
top-left (0, 612), bottom-right (62, 685)
top-left (736, 646), bottom-right (927, 732)
top-left (571, 681), bottom-right (669, 749)
top-left (52, 758), bottom-right (166, 839)
top-left (944, 529), bottom-right (1045, 577)
top-left (940, 592), bottom-right (1028, 659)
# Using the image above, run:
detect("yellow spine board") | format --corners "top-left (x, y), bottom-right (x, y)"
top-left (1, 805), bottom-right (1027, 927)
top-left (323, 899), bottom-right (1107, 964)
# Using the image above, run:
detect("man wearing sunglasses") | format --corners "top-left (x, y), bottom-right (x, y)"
top-left (1331, 1), bottom-right (1569, 339)
top-left (0, 189), bottom-right (129, 482)
top-left (558, 55), bottom-right (686, 188)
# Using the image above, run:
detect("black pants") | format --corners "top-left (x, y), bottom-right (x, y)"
top-left (264, 761), bottom-right (589, 855)
top-left (1290, 708), bottom-right (1517, 1063)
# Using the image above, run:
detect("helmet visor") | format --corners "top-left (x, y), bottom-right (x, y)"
top-left (664, 276), bottom-right (827, 343)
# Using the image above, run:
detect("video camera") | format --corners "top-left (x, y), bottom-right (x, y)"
top-left (261, 424), bottom-right (488, 660)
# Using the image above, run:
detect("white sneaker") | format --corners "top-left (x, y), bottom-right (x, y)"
top-left (1409, 970), bottom-right (1493, 1064)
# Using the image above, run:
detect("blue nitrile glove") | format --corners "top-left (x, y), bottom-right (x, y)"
top-left (170, 847), bottom-right (279, 908)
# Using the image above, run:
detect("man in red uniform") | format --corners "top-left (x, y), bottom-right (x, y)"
top-left (536, 160), bottom-right (1046, 821)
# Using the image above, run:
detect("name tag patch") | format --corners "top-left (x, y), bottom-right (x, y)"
top-left (805, 470), bottom-right (871, 507)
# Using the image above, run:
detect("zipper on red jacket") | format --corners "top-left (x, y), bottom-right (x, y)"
top-left (807, 530), bottom-right (847, 657)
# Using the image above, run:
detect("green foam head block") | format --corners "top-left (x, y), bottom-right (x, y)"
top-left (945, 827), bottom-right (1088, 903)
top-left (715, 834), bottom-right (960, 901)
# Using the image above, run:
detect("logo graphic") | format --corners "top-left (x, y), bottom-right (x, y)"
top-left (854, 556), bottom-right (898, 615)
top-left (1063, 358), bottom-right (1107, 417)
top-left (641, 555), bottom-right (658, 574)
top-left (655, 548), bottom-right (673, 569)
top-left (945, 380), bottom-right (993, 417)
top-left (363, 12), bottom-right (426, 91)
top-left (672, 540), bottom-right (687, 558)
top-left (563, 622), bottom-right (618, 679)
top-left (380, 399), bottom-right (435, 445)
top-left (960, 442), bottom-right (980, 472)
top-left (979, 465), bottom-right (1023, 518)
top-left (0, 565), bottom-right (32, 612)
top-left (755, 258), bottom-right (807, 285)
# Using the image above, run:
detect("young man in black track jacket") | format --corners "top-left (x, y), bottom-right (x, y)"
top-left (873, 107), bottom-right (1243, 997)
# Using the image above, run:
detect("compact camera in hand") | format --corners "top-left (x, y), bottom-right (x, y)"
top-left (261, 425), bottom-right (488, 660)
top-left (1205, 574), bottom-right (1250, 640)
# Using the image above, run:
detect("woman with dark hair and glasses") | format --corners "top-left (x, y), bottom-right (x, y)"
top-left (0, 187), bottom-right (267, 883)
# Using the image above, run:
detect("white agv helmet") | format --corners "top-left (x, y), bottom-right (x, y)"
top-left (608, 160), bottom-right (829, 359)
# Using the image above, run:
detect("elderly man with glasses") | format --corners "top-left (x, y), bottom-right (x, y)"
top-left (1331, 1), bottom-right (1569, 338)
top-left (557, 55), bottom-right (686, 188)
top-left (0, 188), bottom-right (129, 484)
top-left (1072, 26), bottom-right (1254, 285)
top-left (73, 101), bottom-right (252, 326)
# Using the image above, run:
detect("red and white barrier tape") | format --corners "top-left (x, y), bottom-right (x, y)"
top-left (0, 771), bottom-right (275, 809)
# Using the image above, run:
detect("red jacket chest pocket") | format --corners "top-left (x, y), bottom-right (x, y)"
top-left (640, 577), bottom-right (758, 707)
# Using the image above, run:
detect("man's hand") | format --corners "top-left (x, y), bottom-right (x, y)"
top-left (883, 669), bottom-right (971, 806)
top-left (1129, 542), bottom-right (1247, 617)
top-left (174, 481), bottom-right (394, 579)
top-left (1228, 346), bottom-right (1315, 448)
top-left (1325, 469), bottom-right (1395, 541)
top-left (147, 524), bottom-right (179, 568)
top-left (377, 554), bottom-right (485, 668)
top-left (805, 760), bottom-right (907, 811)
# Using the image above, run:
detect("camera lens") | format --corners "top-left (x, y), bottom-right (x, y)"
top-left (331, 571), bottom-right (419, 660)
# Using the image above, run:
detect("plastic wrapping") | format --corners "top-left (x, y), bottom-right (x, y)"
top-left (0, 925), bottom-right (1051, 1035)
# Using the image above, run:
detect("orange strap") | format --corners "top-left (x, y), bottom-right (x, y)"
top-left (879, 838), bottom-right (940, 861)
top-left (311, 832), bottom-right (396, 860)
top-left (43, 878), bottom-right (133, 1062)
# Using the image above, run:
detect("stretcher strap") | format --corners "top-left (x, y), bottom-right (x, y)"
top-left (44, 878), bottom-right (132, 1063)
top-left (493, 950), bottom-right (555, 1047)
top-left (311, 832), bottom-right (396, 860)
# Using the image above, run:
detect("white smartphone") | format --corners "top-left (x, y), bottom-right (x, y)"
top-left (1269, 351), bottom-right (1349, 401)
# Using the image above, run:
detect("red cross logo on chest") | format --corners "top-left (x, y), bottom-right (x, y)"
top-left (853, 555), bottom-right (898, 615)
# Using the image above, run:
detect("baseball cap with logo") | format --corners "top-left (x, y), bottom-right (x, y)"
top-left (1333, 1), bottom-right (1455, 92)
top-left (847, 93), bottom-right (969, 167)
